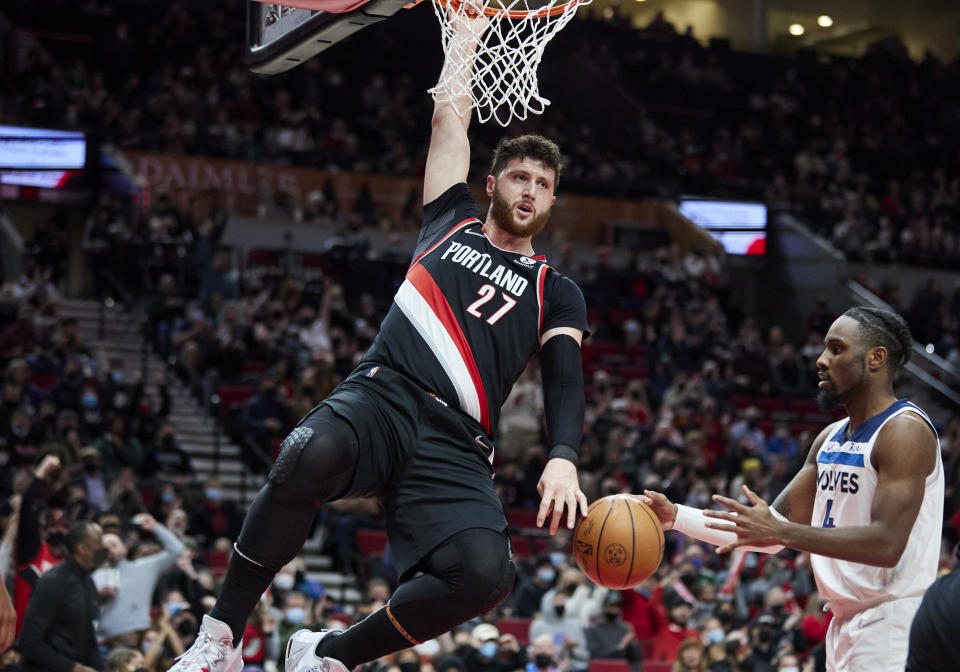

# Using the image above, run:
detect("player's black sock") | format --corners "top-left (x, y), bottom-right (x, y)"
top-left (210, 550), bottom-right (276, 647)
top-left (316, 528), bottom-right (514, 668)
top-left (316, 611), bottom-right (411, 667)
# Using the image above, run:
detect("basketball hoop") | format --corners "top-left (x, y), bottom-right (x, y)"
top-left (429, 0), bottom-right (590, 127)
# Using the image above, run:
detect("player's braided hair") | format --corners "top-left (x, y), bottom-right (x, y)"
top-left (842, 306), bottom-right (913, 377)
top-left (490, 134), bottom-right (562, 188)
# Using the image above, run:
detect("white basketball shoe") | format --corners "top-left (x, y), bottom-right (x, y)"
top-left (285, 629), bottom-right (348, 672)
top-left (166, 614), bottom-right (244, 672)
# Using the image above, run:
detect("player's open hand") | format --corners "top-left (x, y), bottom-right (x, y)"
top-left (639, 490), bottom-right (678, 530)
top-left (537, 458), bottom-right (588, 535)
top-left (703, 485), bottom-right (784, 554)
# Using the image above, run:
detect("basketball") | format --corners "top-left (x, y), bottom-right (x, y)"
top-left (572, 495), bottom-right (664, 589)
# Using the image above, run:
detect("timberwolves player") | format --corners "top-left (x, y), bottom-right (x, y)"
top-left (644, 306), bottom-right (943, 672)
top-left (169, 10), bottom-right (590, 672)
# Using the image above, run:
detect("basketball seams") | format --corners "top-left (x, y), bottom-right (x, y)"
top-left (635, 498), bottom-right (664, 567)
top-left (595, 497), bottom-right (617, 588)
top-left (622, 496), bottom-right (636, 589)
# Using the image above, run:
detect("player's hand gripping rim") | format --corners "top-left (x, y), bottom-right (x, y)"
top-left (536, 458), bottom-right (589, 535)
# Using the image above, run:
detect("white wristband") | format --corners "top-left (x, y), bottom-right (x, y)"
top-left (672, 504), bottom-right (785, 554)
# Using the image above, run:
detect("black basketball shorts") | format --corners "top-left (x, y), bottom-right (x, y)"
top-left (317, 362), bottom-right (507, 580)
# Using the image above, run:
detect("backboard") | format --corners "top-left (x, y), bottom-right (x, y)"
top-left (246, 0), bottom-right (410, 75)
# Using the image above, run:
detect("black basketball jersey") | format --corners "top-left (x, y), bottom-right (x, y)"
top-left (362, 183), bottom-right (588, 438)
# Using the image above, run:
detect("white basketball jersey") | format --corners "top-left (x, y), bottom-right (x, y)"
top-left (810, 399), bottom-right (944, 615)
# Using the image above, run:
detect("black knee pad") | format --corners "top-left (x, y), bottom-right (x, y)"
top-left (436, 528), bottom-right (516, 613)
top-left (267, 426), bottom-right (315, 488)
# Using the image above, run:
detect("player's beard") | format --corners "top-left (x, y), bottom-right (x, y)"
top-left (490, 188), bottom-right (550, 238)
top-left (816, 359), bottom-right (866, 412)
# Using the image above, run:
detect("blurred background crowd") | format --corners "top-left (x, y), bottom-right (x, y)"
top-left (1, 1), bottom-right (959, 672)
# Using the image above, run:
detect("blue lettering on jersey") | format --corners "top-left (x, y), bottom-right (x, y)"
top-left (440, 241), bottom-right (530, 297)
top-left (817, 470), bottom-right (860, 494)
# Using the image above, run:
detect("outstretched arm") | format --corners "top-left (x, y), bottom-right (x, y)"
top-left (705, 413), bottom-right (937, 566)
top-left (423, 9), bottom-right (488, 205)
top-left (536, 327), bottom-right (588, 535)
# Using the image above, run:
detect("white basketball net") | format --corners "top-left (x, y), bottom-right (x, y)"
top-left (428, 0), bottom-right (589, 127)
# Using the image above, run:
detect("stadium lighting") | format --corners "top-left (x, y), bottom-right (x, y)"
top-left (818, 15), bottom-right (833, 28)
top-left (789, 23), bottom-right (805, 36)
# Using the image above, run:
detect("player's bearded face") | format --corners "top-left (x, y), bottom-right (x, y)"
top-left (490, 183), bottom-right (551, 238)
top-left (816, 355), bottom-right (867, 412)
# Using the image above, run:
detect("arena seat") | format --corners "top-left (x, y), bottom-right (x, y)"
top-left (507, 508), bottom-right (540, 529)
top-left (640, 662), bottom-right (672, 672)
top-left (216, 384), bottom-right (256, 420)
top-left (355, 529), bottom-right (389, 556)
top-left (588, 660), bottom-right (630, 672)
top-left (496, 617), bottom-right (532, 646)
top-left (730, 395), bottom-right (752, 410)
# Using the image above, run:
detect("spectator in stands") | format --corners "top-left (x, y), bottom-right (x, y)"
top-left (144, 421), bottom-right (195, 487)
top-left (584, 591), bottom-right (642, 667)
top-left (75, 445), bottom-right (111, 510)
top-left (512, 558), bottom-right (558, 618)
top-left (19, 520), bottom-right (107, 672)
top-left (93, 512), bottom-right (185, 644)
top-left (277, 590), bottom-right (313, 670)
top-left (14, 455), bottom-right (66, 634)
top-left (670, 639), bottom-right (708, 672)
top-left (529, 589), bottom-right (589, 672)
top-left (650, 594), bottom-right (700, 664)
top-left (527, 634), bottom-right (562, 672)
top-left (242, 377), bottom-right (290, 453)
top-left (188, 476), bottom-right (242, 545)
top-left (0, 305), bottom-right (41, 359)
top-left (105, 647), bottom-right (145, 672)
top-left (94, 415), bottom-right (144, 478)
top-left (459, 623), bottom-right (525, 672)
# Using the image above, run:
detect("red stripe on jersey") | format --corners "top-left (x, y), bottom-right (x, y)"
top-left (536, 264), bottom-right (548, 339)
top-left (409, 217), bottom-right (479, 270)
top-left (406, 264), bottom-right (491, 433)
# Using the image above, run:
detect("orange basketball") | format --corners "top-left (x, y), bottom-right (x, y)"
top-left (572, 494), bottom-right (664, 589)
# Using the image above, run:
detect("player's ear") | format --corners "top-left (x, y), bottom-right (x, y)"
top-left (868, 345), bottom-right (887, 373)
top-left (550, 195), bottom-right (556, 205)
top-left (486, 175), bottom-right (496, 198)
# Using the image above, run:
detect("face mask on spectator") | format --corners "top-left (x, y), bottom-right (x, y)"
top-left (0, 452), bottom-right (9, 467)
top-left (534, 654), bottom-right (554, 669)
top-left (46, 531), bottom-right (65, 547)
top-left (11, 427), bottom-right (27, 438)
top-left (478, 641), bottom-right (498, 659)
top-left (83, 460), bottom-right (99, 475)
top-left (603, 610), bottom-right (619, 623)
top-left (168, 602), bottom-right (188, 617)
top-left (537, 568), bottom-right (555, 584)
top-left (285, 607), bottom-right (306, 624)
top-left (205, 488), bottom-right (223, 502)
top-left (549, 552), bottom-right (565, 567)
top-left (112, 372), bottom-right (124, 384)
top-left (141, 641), bottom-right (156, 654)
top-left (706, 629), bottom-right (725, 644)
top-left (779, 668), bottom-right (799, 672)
top-left (82, 393), bottom-right (99, 408)
top-left (274, 573), bottom-right (295, 591)
top-left (554, 605), bottom-right (565, 618)
top-left (399, 663), bottom-right (419, 672)
top-left (162, 491), bottom-right (176, 504)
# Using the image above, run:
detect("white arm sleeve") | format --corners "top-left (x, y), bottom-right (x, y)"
top-left (672, 504), bottom-right (786, 554)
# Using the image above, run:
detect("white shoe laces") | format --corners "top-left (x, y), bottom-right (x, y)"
top-left (173, 629), bottom-right (233, 670)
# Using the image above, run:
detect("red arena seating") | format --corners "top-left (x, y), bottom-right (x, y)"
top-left (354, 529), bottom-right (388, 556)
top-left (588, 660), bottom-right (630, 672)
top-left (496, 617), bottom-right (532, 646)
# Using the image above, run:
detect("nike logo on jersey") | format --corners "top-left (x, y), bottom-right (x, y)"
top-left (440, 241), bottom-right (530, 297)
top-left (464, 229), bottom-right (487, 238)
top-left (857, 616), bottom-right (884, 629)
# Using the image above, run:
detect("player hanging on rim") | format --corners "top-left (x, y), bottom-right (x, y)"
top-left (642, 306), bottom-right (944, 672)
top-left (169, 8), bottom-right (590, 672)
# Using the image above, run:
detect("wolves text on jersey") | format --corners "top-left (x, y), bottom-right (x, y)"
top-left (440, 241), bottom-right (530, 297)
top-left (818, 469), bottom-right (860, 494)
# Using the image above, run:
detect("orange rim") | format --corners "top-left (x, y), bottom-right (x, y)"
top-left (434, 0), bottom-right (581, 20)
